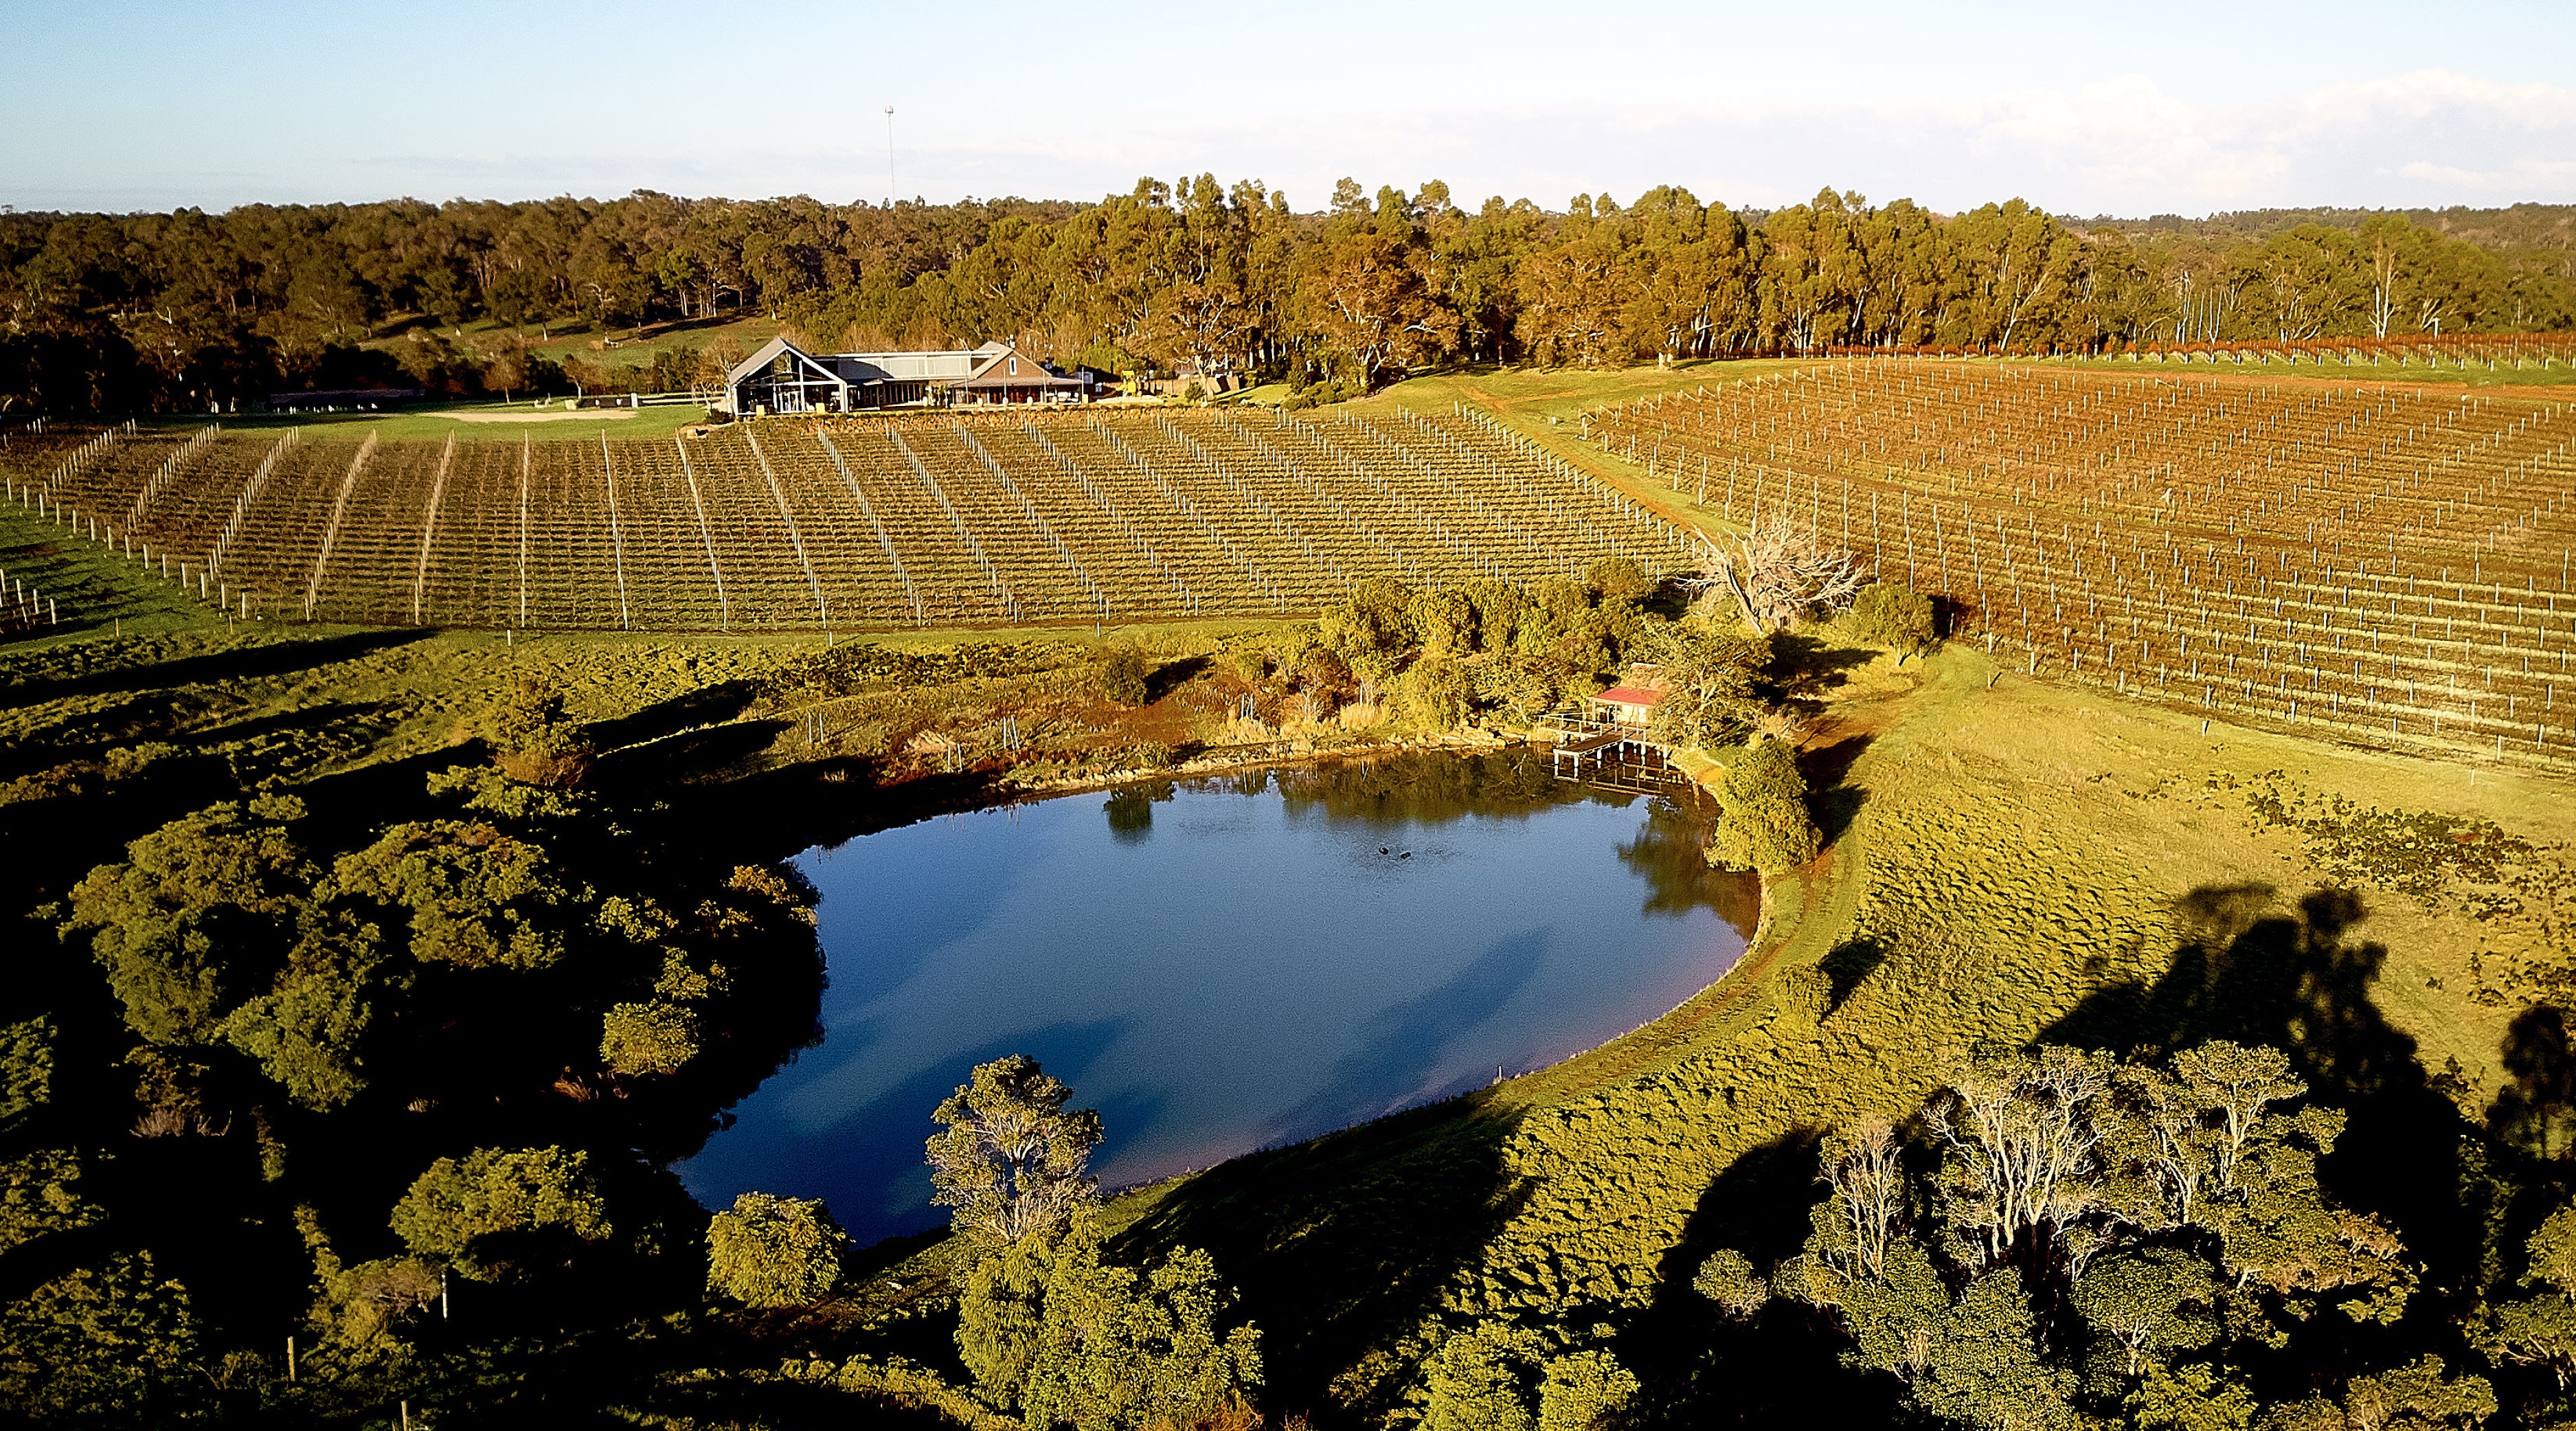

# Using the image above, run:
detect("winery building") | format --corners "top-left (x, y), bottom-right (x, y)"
top-left (722, 337), bottom-right (1091, 415)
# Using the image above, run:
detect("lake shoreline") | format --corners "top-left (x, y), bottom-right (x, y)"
top-left (685, 747), bottom-right (1752, 1248)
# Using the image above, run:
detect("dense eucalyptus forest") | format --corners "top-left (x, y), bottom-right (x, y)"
top-left (2, 181), bottom-right (2570, 414)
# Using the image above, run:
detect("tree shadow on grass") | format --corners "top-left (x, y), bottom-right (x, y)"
top-left (1798, 733), bottom-right (1872, 848)
top-left (584, 677), bottom-right (762, 752)
top-left (1117, 1093), bottom-right (1529, 1424)
top-left (1624, 1127), bottom-right (1900, 1428)
top-left (0, 627), bottom-right (436, 709)
top-left (2490, 1004), bottom-right (2576, 1164)
top-left (1765, 632), bottom-right (1879, 699)
top-left (1145, 655), bottom-right (1212, 703)
top-left (2043, 883), bottom-right (2495, 1291)
top-left (1817, 937), bottom-right (1888, 1014)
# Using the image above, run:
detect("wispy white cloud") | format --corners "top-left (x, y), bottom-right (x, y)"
top-left (7, 47), bottom-right (2574, 216)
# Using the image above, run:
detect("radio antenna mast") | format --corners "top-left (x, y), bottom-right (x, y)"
top-left (883, 106), bottom-right (896, 209)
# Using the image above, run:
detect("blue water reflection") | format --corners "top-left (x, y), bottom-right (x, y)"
top-left (677, 752), bottom-right (1756, 1245)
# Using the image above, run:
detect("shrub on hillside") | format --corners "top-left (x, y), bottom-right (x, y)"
top-left (1694, 1249), bottom-right (1767, 1318)
top-left (1709, 735), bottom-right (1819, 872)
top-left (1844, 582), bottom-right (1938, 654)
top-left (958, 1222), bottom-right (1263, 1426)
top-left (1093, 646), bottom-right (1154, 708)
top-left (705, 1191), bottom-right (844, 1308)
top-left (389, 1145), bottom-right (610, 1281)
top-left (475, 674), bottom-right (594, 787)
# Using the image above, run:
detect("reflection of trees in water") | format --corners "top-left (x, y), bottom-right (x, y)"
top-left (1267, 751), bottom-right (1598, 824)
top-left (1140, 751), bottom-right (1759, 930)
top-left (1104, 784), bottom-right (1174, 843)
top-left (1618, 798), bottom-right (1762, 934)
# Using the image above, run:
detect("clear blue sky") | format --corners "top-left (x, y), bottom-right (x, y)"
top-left (5, 1), bottom-right (2572, 216)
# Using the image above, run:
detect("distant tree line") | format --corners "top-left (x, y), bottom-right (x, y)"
top-left (3, 183), bottom-right (2569, 415)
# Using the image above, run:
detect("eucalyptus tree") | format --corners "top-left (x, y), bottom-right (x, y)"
top-left (927, 1055), bottom-right (1105, 1247)
top-left (1721, 1043), bottom-right (2472, 1430)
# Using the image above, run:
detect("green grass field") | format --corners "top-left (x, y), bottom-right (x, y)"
top-left (127, 397), bottom-right (719, 444)
top-left (528, 313), bottom-right (784, 368)
top-left (369, 311), bottom-right (784, 371)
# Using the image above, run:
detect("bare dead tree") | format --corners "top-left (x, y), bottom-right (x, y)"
top-left (1687, 521), bottom-right (1871, 630)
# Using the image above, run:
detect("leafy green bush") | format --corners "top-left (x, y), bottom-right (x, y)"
top-left (389, 1145), bottom-right (611, 1281)
top-left (1709, 736), bottom-right (1818, 871)
top-left (1537, 1349), bottom-right (1638, 1431)
top-left (1844, 582), bottom-right (1938, 654)
top-left (65, 800), bottom-right (315, 1047)
top-left (1693, 1248), bottom-right (1766, 1318)
top-left (334, 820), bottom-right (569, 971)
top-left (1094, 646), bottom-right (1155, 708)
top-left (0, 1253), bottom-right (205, 1423)
top-left (1410, 587), bottom-right (1479, 657)
top-left (1320, 577), bottom-right (1422, 681)
top-left (599, 1000), bottom-right (698, 1075)
top-left (705, 1192), bottom-right (844, 1308)
top-left (960, 1222), bottom-right (1263, 1430)
top-left (1420, 1323), bottom-right (1635, 1431)
top-left (1398, 657), bottom-right (1476, 732)
top-left (1584, 556), bottom-right (1654, 606)
top-left (1423, 1322), bottom-right (1543, 1431)
top-left (476, 673), bottom-right (594, 787)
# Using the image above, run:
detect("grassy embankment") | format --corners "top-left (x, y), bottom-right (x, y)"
top-left (364, 311), bottom-right (784, 374)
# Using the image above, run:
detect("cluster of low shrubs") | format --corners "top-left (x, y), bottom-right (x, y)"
top-left (1213, 561), bottom-right (1664, 735)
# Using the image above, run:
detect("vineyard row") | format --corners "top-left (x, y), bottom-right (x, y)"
top-left (1592, 360), bottom-right (2576, 767)
top-left (0, 407), bottom-right (1691, 633)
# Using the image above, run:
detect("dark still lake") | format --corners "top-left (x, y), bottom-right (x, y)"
top-left (677, 751), bottom-right (1759, 1246)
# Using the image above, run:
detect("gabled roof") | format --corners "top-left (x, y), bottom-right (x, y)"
top-left (725, 337), bottom-right (1079, 393)
top-left (1593, 686), bottom-right (1666, 707)
top-left (726, 337), bottom-right (848, 392)
top-left (953, 343), bottom-right (1083, 389)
